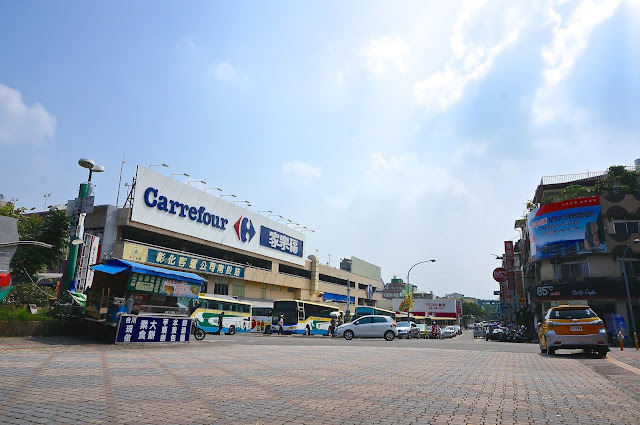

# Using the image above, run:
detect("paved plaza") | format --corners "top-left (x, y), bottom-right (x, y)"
top-left (2, 334), bottom-right (640, 424)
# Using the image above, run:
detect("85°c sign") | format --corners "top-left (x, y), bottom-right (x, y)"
top-left (493, 268), bottom-right (508, 282)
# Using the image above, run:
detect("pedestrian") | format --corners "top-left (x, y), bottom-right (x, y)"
top-left (329, 316), bottom-right (336, 337)
top-left (278, 314), bottom-right (284, 335)
top-left (337, 313), bottom-right (344, 328)
top-left (217, 312), bottom-right (224, 335)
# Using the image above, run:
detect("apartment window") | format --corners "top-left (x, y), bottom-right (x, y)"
top-left (231, 280), bottom-right (245, 297)
top-left (213, 276), bottom-right (229, 296)
top-left (553, 261), bottom-right (590, 279)
top-left (261, 284), bottom-right (267, 299)
top-left (613, 220), bottom-right (640, 234)
top-left (621, 259), bottom-right (640, 277)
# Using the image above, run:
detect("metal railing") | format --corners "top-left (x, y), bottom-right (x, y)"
top-left (540, 166), bottom-right (638, 186)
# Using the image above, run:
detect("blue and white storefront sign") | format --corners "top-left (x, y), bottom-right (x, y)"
top-left (130, 166), bottom-right (306, 266)
top-left (259, 226), bottom-right (303, 258)
top-left (115, 314), bottom-right (191, 344)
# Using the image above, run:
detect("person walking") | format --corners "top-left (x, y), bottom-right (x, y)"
top-left (278, 314), bottom-right (284, 335)
top-left (337, 314), bottom-right (344, 329)
top-left (217, 312), bottom-right (224, 335)
top-left (329, 316), bottom-right (336, 337)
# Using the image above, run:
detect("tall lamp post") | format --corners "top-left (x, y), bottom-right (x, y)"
top-left (61, 158), bottom-right (104, 298)
top-left (623, 238), bottom-right (640, 350)
top-left (406, 259), bottom-right (436, 321)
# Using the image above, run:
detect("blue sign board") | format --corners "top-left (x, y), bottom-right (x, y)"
top-left (493, 291), bottom-right (500, 296)
top-left (147, 248), bottom-right (244, 279)
top-left (259, 226), bottom-right (303, 257)
top-left (115, 314), bottom-right (191, 344)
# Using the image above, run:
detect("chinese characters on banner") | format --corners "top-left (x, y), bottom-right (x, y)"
top-left (504, 241), bottom-right (515, 295)
top-left (147, 248), bottom-right (245, 278)
top-left (259, 226), bottom-right (303, 258)
top-left (115, 314), bottom-right (191, 344)
top-left (126, 273), bottom-right (201, 299)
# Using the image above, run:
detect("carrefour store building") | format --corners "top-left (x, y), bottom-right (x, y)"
top-left (85, 166), bottom-right (383, 314)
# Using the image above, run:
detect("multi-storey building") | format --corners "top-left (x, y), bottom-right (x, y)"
top-left (76, 165), bottom-right (384, 314)
top-left (512, 161), bottom-right (640, 336)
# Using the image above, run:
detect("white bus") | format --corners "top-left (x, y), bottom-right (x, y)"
top-left (189, 294), bottom-right (252, 335)
top-left (271, 299), bottom-right (340, 335)
top-left (250, 300), bottom-right (273, 333)
top-left (353, 306), bottom-right (397, 321)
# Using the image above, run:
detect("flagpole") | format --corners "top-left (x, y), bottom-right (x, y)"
top-left (115, 156), bottom-right (125, 207)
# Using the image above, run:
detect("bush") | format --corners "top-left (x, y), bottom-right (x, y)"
top-left (1, 283), bottom-right (53, 309)
top-left (0, 307), bottom-right (55, 322)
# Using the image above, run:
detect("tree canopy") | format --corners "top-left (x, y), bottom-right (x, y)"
top-left (0, 204), bottom-right (70, 283)
top-left (526, 165), bottom-right (640, 210)
top-left (462, 302), bottom-right (485, 320)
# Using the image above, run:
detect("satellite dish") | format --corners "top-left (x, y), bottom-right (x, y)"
top-left (78, 158), bottom-right (95, 169)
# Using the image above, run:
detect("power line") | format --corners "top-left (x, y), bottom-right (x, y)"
top-left (394, 263), bottom-right (497, 277)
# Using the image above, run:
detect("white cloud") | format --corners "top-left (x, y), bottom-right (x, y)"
top-left (533, 0), bottom-right (622, 124)
top-left (361, 35), bottom-right (409, 78)
top-left (282, 161), bottom-right (322, 180)
top-left (209, 60), bottom-right (236, 80)
top-left (413, 1), bottom-right (523, 116)
top-left (542, 0), bottom-right (622, 85)
top-left (0, 83), bottom-right (56, 146)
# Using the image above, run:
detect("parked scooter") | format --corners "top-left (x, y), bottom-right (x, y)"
top-left (191, 320), bottom-right (206, 341)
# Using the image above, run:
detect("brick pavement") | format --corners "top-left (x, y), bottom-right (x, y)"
top-left (1, 339), bottom-right (640, 424)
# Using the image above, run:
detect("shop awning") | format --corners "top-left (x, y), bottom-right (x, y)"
top-left (91, 259), bottom-right (205, 284)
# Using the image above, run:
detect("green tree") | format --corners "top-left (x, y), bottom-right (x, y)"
top-left (593, 165), bottom-right (640, 195)
top-left (462, 302), bottom-right (484, 320)
top-left (543, 184), bottom-right (593, 205)
top-left (0, 204), bottom-right (70, 283)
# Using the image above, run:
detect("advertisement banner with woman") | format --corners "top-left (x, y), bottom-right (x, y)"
top-left (527, 196), bottom-right (606, 261)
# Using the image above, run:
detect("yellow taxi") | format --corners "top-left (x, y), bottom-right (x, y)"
top-left (538, 304), bottom-right (609, 357)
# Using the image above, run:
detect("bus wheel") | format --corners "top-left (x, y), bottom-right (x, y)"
top-left (305, 325), bottom-right (311, 336)
top-left (229, 325), bottom-right (236, 335)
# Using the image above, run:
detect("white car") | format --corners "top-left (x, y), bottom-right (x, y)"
top-left (441, 326), bottom-right (456, 338)
top-left (336, 315), bottom-right (398, 341)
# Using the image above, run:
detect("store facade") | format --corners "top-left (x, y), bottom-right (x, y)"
top-left (83, 166), bottom-right (384, 315)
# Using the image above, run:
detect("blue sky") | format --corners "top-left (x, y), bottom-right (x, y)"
top-left (2, 1), bottom-right (639, 299)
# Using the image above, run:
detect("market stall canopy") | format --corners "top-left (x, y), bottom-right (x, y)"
top-left (91, 259), bottom-right (205, 284)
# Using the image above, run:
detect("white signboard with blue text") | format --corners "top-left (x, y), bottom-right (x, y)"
top-left (130, 167), bottom-right (306, 266)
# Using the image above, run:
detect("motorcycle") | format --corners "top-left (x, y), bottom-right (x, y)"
top-left (191, 320), bottom-right (206, 341)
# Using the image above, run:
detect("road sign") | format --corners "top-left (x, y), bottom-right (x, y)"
top-left (493, 267), bottom-right (508, 282)
top-left (493, 290), bottom-right (500, 295)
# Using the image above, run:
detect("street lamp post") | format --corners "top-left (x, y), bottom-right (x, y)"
top-left (623, 238), bottom-right (640, 350)
top-left (406, 259), bottom-right (436, 321)
top-left (220, 194), bottom-right (236, 200)
top-left (43, 193), bottom-right (51, 211)
top-left (61, 158), bottom-right (104, 298)
top-left (187, 180), bottom-right (206, 186)
top-left (171, 173), bottom-right (190, 178)
top-left (149, 164), bottom-right (169, 169)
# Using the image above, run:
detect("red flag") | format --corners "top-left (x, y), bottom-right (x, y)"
top-left (0, 273), bottom-right (11, 286)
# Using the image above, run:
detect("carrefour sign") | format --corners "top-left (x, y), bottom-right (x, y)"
top-left (130, 167), bottom-right (306, 266)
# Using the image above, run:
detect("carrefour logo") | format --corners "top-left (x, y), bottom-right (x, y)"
top-left (234, 217), bottom-right (256, 243)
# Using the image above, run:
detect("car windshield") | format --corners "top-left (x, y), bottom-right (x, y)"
top-left (551, 308), bottom-right (596, 319)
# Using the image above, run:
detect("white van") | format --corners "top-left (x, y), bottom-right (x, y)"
top-left (473, 325), bottom-right (484, 338)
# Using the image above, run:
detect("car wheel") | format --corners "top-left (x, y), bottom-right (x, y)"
top-left (344, 330), bottom-right (354, 340)
top-left (384, 330), bottom-right (395, 341)
top-left (305, 325), bottom-right (311, 336)
top-left (407, 333), bottom-right (411, 339)
top-left (597, 349), bottom-right (608, 358)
